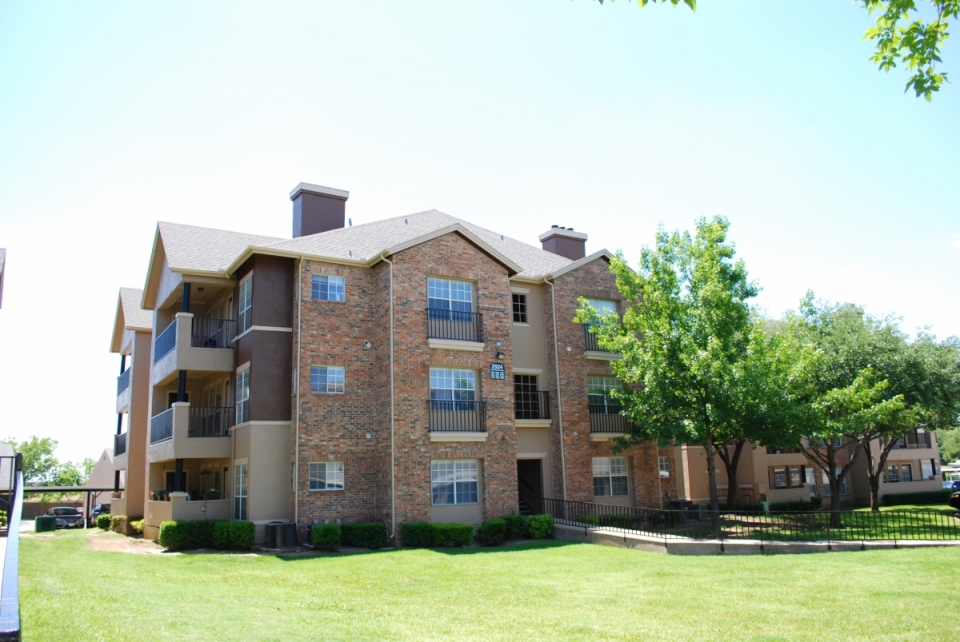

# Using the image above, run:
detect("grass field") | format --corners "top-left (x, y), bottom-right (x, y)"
top-left (18, 528), bottom-right (960, 641)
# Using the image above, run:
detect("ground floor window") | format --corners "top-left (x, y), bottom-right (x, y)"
top-left (309, 462), bottom-right (345, 491)
top-left (921, 459), bottom-right (935, 480)
top-left (658, 456), bottom-right (670, 478)
top-left (234, 464), bottom-right (248, 520)
top-left (431, 459), bottom-right (479, 505)
top-left (822, 469), bottom-right (847, 496)
top-left (773, 467), bottom-right (787, 489)
top-left (806, 467), bottom-right (817, 497)
top-left (900, 464), bottom-right (913, 482)
top-left (884, 464), bottom-right (900, 483)
top-left (593, 457), bottom-right (628, 497)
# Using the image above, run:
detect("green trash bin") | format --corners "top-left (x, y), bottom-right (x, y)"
top-left (35, 515), bottom-right (57, 533)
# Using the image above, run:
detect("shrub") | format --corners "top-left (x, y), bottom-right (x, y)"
top-left (157, 520), bottom-right (216, 550)
top-left (401, 521), bottom-right (432, 547)
top-left (528, 514), bottom-right (554, 539)
top-left (311, 524), bottom-right (341, 551)
top-left (211, 520), bottom-right (255, 550)
top-left (502, 514), bottom-right (529, 540)
top-left (477, 518), bottom-right (506, 545)
top-left (96, 514), bottom-right (111, 530)
top-left (109, 515), bottom-right (128, 534)
top-left (810, 496), bottom-right (824, 509)
top-left (577, 514), bottom-right (600, 526)
top-left (129, 519), bottom-right (145, 535)
top-left (341, 522), bottom-right (388, 549)
top-left (430, 523), bottom-right (474, 547)
top-left (769, 500), bottom-right (819, 513)
top-left (882, 490), bottom-right (954, 507)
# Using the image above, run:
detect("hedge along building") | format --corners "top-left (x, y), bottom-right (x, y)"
top-left (122, 182), bottom-right (677, 543)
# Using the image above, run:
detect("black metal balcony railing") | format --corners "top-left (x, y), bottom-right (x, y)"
top-left (154, 321), bottom-right (177, 363)
top-left (584, 325), bottom-right (601, 351)
top-left (117, 368), bottom-right (131, 395)
top-left (150, 408), bottom-right (174, 444)
top-left (589, 403), bottom-right (632, 433)
top-left (191, 318), bottom-right (236, 349)
top-left (188, 406), bottom-right (234, 438)
top-left (427, 308), bottom-right (483, 343)
top-left (114, 432), bottom-right (127, 456)
top-left (515, 390), bottom-right (551, 420)
top-left (428, 400), bottom-right (487, 432)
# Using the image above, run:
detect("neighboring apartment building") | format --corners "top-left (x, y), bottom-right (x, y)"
top-left (113, 183), bottom-right (678, 542)
top-left (849, 429), bottom-right (942, 503)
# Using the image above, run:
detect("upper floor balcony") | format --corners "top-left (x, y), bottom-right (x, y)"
top-left (589, 403), bottom-right (632, 440)
top-left (583, 325), bottom-right (619, 361)
top-left (426, 308), bottom-right (484, 351)
top-left (152, 313), bottom-right (236, 385)
top-left (117, 367), bottom-right (132, 413)
top-left (148, 403), bottom-right (233, 462)
top-left (427, 400), bottom-right (487, 442)
top-left (514, 390), bottom-right (551, 422)
top-left (113, 432), bottom-right (128, 470)
top-left (890, 431), bottom-right (932, 450)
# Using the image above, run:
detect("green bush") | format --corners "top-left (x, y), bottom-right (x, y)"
top-left (477, 518), bottom-right (506, 545)
top-left (341, 522), bottom-right (388, 549)
top-left (769, 500), bottom-right (819, 513)
top-left (882, 490), bottom-right (954, 506)
top-left (528, 514), bottom-right (554, 539)
top-left (430, 522), bottom-right (474, 547)
top-left (96, 514), bottom-right (111, 530)
top-left (129, 519), bottom-right (145, 535)
top-left (211, 520), bottom-right (255, 550)
top-left (109, 515), bottom-right (128, 533)
top-left (811, 496), bottom-right (824, 509)
top-left (502, 514), bottom-right (529, 540)
top-left (311, 524), bottom-right (341, 551)
top-left (577, 514), bottom-right (600, 526)
top-left (157, 520), bottom-right (227, 550)
top-left (401, 521), bottom-right (432, 547)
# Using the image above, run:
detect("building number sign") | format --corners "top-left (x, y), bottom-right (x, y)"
top-left (489, 363), bottom-right (505, 380)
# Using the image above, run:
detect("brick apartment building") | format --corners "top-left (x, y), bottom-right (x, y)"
top-left (109, 183), bottom-right (678, 542)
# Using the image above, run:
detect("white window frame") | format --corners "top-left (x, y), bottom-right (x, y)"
top-left (238, 275), bottom-right (253, 334)
top-left (806, 467), bottom-right (817, 497)
top-left (658, 456), bottom-right (671, 478)
top-left (236, 367), bottom-right (250, 425)
top-left (431, 459), bottom-right (479, 505)
top-left (588, 376), bottom-right (620, 414)
top-left (773, 467), bottom-right (787, 489)
top-left (310, 366), bottom-right (345, 394)
top-left (885, 464), bottom-right (900, 483)
top-left (593, 456), bottom-right (629, 497)
top-left (234, 464), bottom-right (248, 520)
top-left (921, 460), bottom-right (935, 480)
top-left (429, 367), bottom-right (476, 410)
top-left (308, 462), bottom-right (345, 491)
top-left (512, 293), bottom-right (528, 324)
top-left (427, 277), bottom-right (473, 318)
top-left (311, 274), bottom-right (345, 302)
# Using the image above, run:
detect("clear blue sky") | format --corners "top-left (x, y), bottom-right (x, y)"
top-left (0, 1), bottom-right (957, 463)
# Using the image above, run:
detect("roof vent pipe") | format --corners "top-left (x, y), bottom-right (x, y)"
top-left (290, 183), bottom-right (349, 238)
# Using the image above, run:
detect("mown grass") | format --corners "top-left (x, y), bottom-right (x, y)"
top-left (19, 528), bottom-right (960, 641)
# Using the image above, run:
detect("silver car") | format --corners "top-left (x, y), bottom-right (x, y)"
top-left (46, 507), bottom-right (84, 529)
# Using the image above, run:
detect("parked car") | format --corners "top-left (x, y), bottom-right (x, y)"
top-left (942, 480), bottom-right (960, 491)
top-left (90, 503), bottom-right (110, 526)
top-left (46, 507), bottom-right (84, 529)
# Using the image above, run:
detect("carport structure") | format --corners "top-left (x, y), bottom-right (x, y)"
top-left (22, 486), bottom-right (122, 528)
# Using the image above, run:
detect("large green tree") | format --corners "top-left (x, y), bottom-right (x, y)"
top-left (3, 436), bottom-right (60, 486)
top-left (577, 215), bottom-right (757, 531)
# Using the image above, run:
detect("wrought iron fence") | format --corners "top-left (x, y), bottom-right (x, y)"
top-left (515, 390), bottom-right (550, 420)
top-left (150, 408), bottom-right (174, 444)
top-left (589, 404), bottom-right (631, 433)
top-left (427, 308), bottom-right (483, 342)
top-left (428, 400), bottom-right (487, 432)
top-left (191, 317), bottom-right (236, 349)
top-left (188, 406), bottom-right (234, 437)
top-left (117, 368), bottom-right (131, 395)
top-left (115, 432), bottom-right (127, 456)
top-left (154, 321), bottom-right (177, 363)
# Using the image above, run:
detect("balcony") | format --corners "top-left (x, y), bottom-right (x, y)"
top-left (144, 494), bottom-right (232, 540)
top-left (117, 367), bottom-right (132, 413)
top-left (891, 432), bottom-right (932, 450)
top-left (426, 308), bottom-right (484, 351)
top-left (113, 432), bottom-right (128, 470)
top-left (583, 325), bottom-right (620, 361)
top-left (589, 404), bottom-right (632, 440)
top-left (515, 390), bottom-right (551, 423)
top-left (117, 368), bottom-right (131, 395)
top-left (427, 400), bottom-right (487, 442)
top-left (152, 313), bottom-right (236, 385)
top-left (148, 403), bottom-right (233, 462)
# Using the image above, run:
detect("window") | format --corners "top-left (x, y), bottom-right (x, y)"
top-left (309, 462), bottom-right (344, 491)
top-left (512, 293), bottom-right (527, 323)
top-left (834, 437), bottom-right (844, 448)
top-left (431, 459), bottom-right (479, 505)
top-left (427, 277), bottom-right (472, 320)
top-left (900, 464), bottom-right (913, 482)
top-left (588, 376), bottom-right (620, 414)
top-left (921, 459), bottom-right (936, 480)
top-left (593, 456), bottom-right (629, 497)
top-left (234, 464), bottom-right (247, 520)
top-left (236, 369), bottom-right (250, 425)
top-left (312, 275), bottom-right (345, 302)
top-left (430, 368), bottom-right (476, 410)
top-left (514, 375), bottom-right (541, 419)
top-left (238, 277), bottom-right (253, 334)
top-left (585, 298), bottom-right (618, 319)
top-left (823, 469), bottom-right (847, 496)
top-left (885, 464), bottom-right (900, 483)
top-left (658, 456), bottom-right (671, 478)
top-left (310, 366), bottom-right (345, 394)
top-left (806, 467), bottom-right (817, 497)
top-left (773, 468), bottom-right (787, 489)
top-left (789, 467), bottom-right (802, 488)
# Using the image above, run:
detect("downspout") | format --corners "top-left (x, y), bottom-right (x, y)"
top-left (380, 252), bottom-right (396, 538)
top-left (294, 258), bottom-right (302, 528)
top-left (544, 277), bottom-right (567, 501)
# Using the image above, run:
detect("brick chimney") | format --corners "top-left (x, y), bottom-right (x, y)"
top-left (539, 225), bottom-right (587, 261)
top-left (290, 183), bottom-right (349, 238)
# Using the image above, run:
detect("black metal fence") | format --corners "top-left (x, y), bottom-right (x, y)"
top-left (515, 390), bottom-right (550, 420)
top-left (428, 400), bottom-right (487, 432)
top-left (191, 317), bottom-right (236, 349)
top-left (427, 308), bottom-right (483, 343)
top-left (589, 404), bottom-right (631, 433)
top-left (114, 432), bottom-right (127, 456)
top-left (117, 368), bottom-right (131, 395)
top-left (154, 321), bottom-right (177, 363)
top-left (150, 408), bottom-right (174, 444)
top-left (523, 495), bottom-right (960, 543)
top-left (188, 406), bottom-right (234, 437)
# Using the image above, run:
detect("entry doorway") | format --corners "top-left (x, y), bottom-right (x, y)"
top-left (517, 459), bottom-right (543, 515)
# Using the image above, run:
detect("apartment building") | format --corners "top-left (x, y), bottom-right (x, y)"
top-left (111, 183), bottom-right (677, 542)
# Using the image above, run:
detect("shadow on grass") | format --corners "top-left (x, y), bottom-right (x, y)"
top-left (274, 538), bottom-right (576, 562)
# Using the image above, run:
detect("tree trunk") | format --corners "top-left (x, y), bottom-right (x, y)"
top-left (717, 440), bottom-right (747, 509)
top-left (705, 435), bottom-right (721, 538)
top-left (863, 433), bottom-right (900, 512)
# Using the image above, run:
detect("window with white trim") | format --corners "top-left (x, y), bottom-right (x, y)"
top-left (658, 456), bottom-right (671, 478)
top-left (429, 368), bottom-right (476, 410)
top-left (789, 467), bottom-right (802, 488)
top-left (593, 456), bottom-right (628, 497)
top-left (585, 298), bottom-right (618, 318)
top-left (236, 369), bottom-right (250, 425)
top-left (773, 467), bottom-right (787, 489)
top-left (588, 376), bottom-right (621, 414)
top-left (884, 464), bottom-right (900, 483)
top-left (309, 462), bottom-right (344, 491)
top-left (806, 467), bottom-right (817, 497)
top-left (921, 460), bottom-right (935, 480)
top-left (431, 459), bottom-right (479, 505)
top-left (512, 294), bottom-right (527, 323)
top-left (312, 275), bottom-right (345, 302)
top-left (234, 464), bottom-right (247, 520)
top-left (310, 366), bottom-right (345, 394)
top-left (823, 468), bottom-right (847, 496)
top-left (238, 277), bottom-right (253, 334)
top-left (427, 277), bottom-right (473, 320)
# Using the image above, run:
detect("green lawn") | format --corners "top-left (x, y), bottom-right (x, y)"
top-left (20, 529), bottom-right (960, 641)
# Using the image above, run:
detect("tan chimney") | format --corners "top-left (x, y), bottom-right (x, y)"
top-left (290, 183), bottom-right (349, 238)
top-left (539, 225), bottom-right (587, 261)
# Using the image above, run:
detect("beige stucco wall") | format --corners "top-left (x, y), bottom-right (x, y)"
top-left (510, 283), bottom-right (547, 373)
top-left (247, 422), bottom-right (293, 525)
top-left (516, 426), bottom-right (555, 501)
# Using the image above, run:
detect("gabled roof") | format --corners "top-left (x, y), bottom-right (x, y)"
top-left (111, 288), bottom-right (152, 353)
